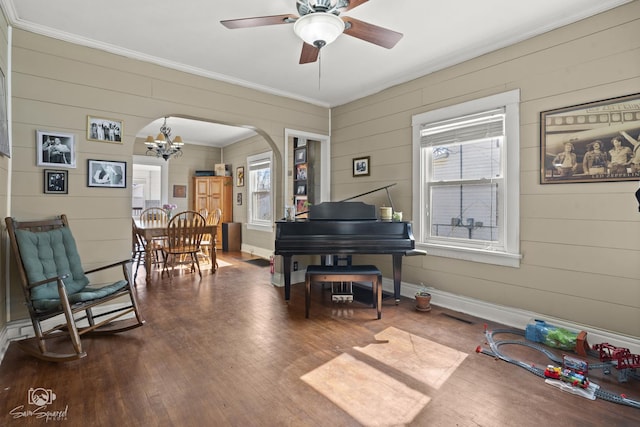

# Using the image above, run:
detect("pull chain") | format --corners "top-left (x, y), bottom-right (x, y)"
top-left (318, 49), bottom-right (322, 90)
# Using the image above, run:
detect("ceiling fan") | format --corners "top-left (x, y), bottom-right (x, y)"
top-left (221, 0), bottom-right (403, 64)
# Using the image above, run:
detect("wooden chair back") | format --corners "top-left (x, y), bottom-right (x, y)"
top-left (163, 211), bottom-right (207, 278)
top-left (166, 211), bottom-right (207, 253)
top-left (140, 207), bottom-right (168, 226)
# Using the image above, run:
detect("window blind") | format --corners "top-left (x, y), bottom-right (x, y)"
top-left (420, 108), bottom-right (505, 147)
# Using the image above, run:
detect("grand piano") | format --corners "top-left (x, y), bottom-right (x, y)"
top-left (274, 185), bottom-right (425, 303)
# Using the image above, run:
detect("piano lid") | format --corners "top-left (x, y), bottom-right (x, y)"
top-left (308, 201), bottom-right (376, 221)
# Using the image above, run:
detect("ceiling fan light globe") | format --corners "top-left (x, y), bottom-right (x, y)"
top-left (293, 13), bottom-right (344, 47)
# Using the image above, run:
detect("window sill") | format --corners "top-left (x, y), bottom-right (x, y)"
top-left (418, 243), bottom-right (521, 268)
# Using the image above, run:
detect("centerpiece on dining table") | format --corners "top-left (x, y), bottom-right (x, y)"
top-left (163, 203), bottom-right (178, 220)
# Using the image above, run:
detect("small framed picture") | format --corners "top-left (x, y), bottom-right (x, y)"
top-left (295, 164), bottom-right (307, 180)
top-left (236, 166), bottom-right (244, 187)
top-left (44, 169), bottom-right (68, 194)
top-left (353, 156), bottom-right (370, 177)
top-left (87, 159), bottom-right (126, 188)
top-left (296, 183), bottom-right (307, 195)
top-left (294, 147), bottom-right (307, 165)
top-left (37, 130), bottom-right (76, 168)
top-left (173, 184), bottom-right (187, 198)
top-left (237, 192), bottom-right (242, 205)
top-left (87, 115), bottom-right (123, 143)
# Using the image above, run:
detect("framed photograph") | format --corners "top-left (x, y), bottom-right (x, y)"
top-left (353, 156), bottom-right (370, 177)
top-left (173, 184), bottom-right (187, 198)
top-left (541, 92), bottom-right (640, 184)
top-left (87, 159), bottom-right (126, 188)
top-left (87, 115), bottom-right (123, 143)
top-left (44, 169), bottom-right (68, 194)
top-left (296, 183), bottom-right (307, 195)
top-left (295, 196), bottom-right (308, 216)
top-left (0, 67), bottom-right (9, 158)
top-left (236, 192), bottom-right (242, 206)
top-left (295, 164), bottom-right (307, 180)
top-left (236, 166), bottom-right (244, 187)
top-left (294, 147), bottom-right (307, 165)
top-left (37, 130), bottom-right (76, 168)
top-left (294, 137), bottom-right (306, 148)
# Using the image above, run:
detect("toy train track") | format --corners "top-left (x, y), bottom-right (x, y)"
top-left (477, 327), bottom-right (640, 409)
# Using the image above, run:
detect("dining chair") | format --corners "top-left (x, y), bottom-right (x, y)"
top-left (132, 219), bottom-right (162, 283)
top-left (162, 211), bottom-right (207, 279)
top-left (139, 207), bottom-right (168, 258)
top-left (199, 208), bottom-right (222, 270)
top-left (140, 207), bottom-right (168, 224)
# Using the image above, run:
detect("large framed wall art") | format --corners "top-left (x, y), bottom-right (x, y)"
top-left (540, 92), bottom-right (640, 184)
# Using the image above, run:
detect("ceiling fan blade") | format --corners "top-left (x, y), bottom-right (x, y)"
top-left (342, 0), bottom-right (369, 11)
top-left (299, 42), bottom-right (320, 64)
top-left (221, 14), bottom-right (298, 29)
top-left (342, 17), bottom-right (403, 49)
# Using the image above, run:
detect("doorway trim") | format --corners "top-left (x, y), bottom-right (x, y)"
top-left (283, 128), bottom-right (330, 209)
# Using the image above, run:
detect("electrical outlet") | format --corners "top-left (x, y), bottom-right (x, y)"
top-left (293, 261), bottom-right (298, 271)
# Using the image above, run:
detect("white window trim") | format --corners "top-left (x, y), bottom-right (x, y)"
top-left (412, 89), bottom-right (522, 267)
top-left (247, 151), bottom-right (273, 232)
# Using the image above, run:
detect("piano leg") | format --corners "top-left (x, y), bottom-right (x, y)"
top-left (283, 255), bottom-right (292, 302)
top-left (392, 254), bottom-right (403, 304)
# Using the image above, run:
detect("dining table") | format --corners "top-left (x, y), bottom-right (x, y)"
top-left (133, 218), bottom-right (217, 285)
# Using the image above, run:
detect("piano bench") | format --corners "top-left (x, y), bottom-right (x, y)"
top-left (305, 265), bottom-right (382, 320)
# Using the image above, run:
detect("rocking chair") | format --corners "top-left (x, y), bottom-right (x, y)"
top-left (5, 214), bottom-right (144, 362)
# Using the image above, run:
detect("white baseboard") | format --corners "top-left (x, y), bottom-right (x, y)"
top-left (239, 244), bottom-right (272, 260)
top-left (395, 279), bottom-right (640, 355)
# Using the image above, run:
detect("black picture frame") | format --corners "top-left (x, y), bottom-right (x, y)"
top-left (294, 147), bottom-right (307, 165)
top-left (44, 169), bottom-right (68, 194)
top-left (353, 156), bottom-right (370, 177)
top-left (87, 159), bottom-right (126, 188)
top-left (540, 92), bottom-right (640, 184)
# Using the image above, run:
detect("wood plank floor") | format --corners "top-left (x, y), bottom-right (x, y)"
top-left (1, 252), bottom-right (638, 426)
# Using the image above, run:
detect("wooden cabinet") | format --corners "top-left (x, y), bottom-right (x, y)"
top-left (192, 176), bottom-right (232, 249)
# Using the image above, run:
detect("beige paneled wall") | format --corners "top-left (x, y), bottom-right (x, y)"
top-left (331, 2), bottom-right (640, 338)
top-left (223, 134), bottom-right (273, 251)
top-left (6, 29), bottom-right (329, 320)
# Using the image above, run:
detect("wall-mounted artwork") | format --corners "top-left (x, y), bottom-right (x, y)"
top-left (540, 92), bottom-right (640, 184)
top-left (87, 115), bottom-right (123, 143)
top-left (294, 147), bottom-right (307, 165)
top-left (37, 130), bottom-right (76, 168)
top-left (44, 169), bottom-right (68, 194)
top-left (87, 159), bottom-right (126, 188)
top-left (173, 184), bottom-right (187, 198)
top-left (236, 166), bottom-right (244, 187)
top-left (353, 156), bottom-right (370, 177)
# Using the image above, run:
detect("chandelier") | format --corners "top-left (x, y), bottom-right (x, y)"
top-left (144, 117), bottom-right (184, 161)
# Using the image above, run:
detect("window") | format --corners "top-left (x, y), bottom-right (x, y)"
top-left (412, 90), bottom-right (521, 267)
top-left (247, 151), bottom-right (273, 231)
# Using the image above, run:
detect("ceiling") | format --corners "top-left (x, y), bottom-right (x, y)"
top-left (2, 0), bottom-right (631, 146)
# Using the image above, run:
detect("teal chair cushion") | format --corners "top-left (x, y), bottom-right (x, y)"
top-left (15, 227), bottom-right (90, 301)
top-left (32, 280), bottom-right (129, 311)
